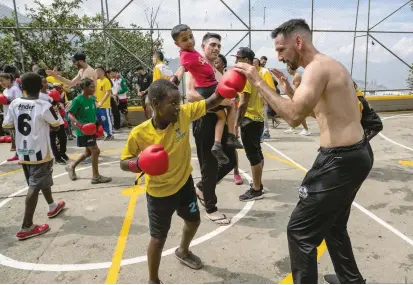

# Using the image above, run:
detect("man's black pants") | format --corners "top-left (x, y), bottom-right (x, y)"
top-left (193, 112), bottom-right (236, 214)
top-left (288, 137), bottom-right (373, 284)
top-left (111, 97), bottom-right (121, 130)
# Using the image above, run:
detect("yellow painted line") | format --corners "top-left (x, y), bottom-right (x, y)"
top-left (127, 106), bottom-right (144, 111)
top-left (279, 241), bottom-right (327, 284)
top-left (0, 168), bottom-right (22, 177)
top-left (399, 160), bottom-right (413, 166)
top-left (105, 178), bottom-right (145, 284)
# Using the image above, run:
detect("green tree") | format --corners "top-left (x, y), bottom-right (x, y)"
top-left (0, 0), bottom-right (101, 75)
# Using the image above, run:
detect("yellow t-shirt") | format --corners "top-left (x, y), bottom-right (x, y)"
top-left (152, 61), bottom-right (174, 82)
top-left (121, 100), bottom-right (207, 197)
top-left (240, 80), bottom-right (264, 122)
top-left (96, 78), bottom-right (112, 108)
top-left (259, 67), bottom-right (275, 90)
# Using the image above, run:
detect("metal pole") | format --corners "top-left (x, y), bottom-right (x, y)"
top-left (105, 0), bottom-right (111, 67)
top-left (364, 0), bottom-right (371, 92)
top-left (12, 0), bottom-right (25, 72)
top-left (101, 0), bottom-right (109, 69)
top-left (219, 0), bottom-right (249, 29)
top-left (369, 0), bottom-right (412, 31)
top-left (224, 32), bottom-right (250, 57)
top-left (311, 0), bottom-right (314, 33)
top-left (248, 0), bottom-right (251, 48)
top-left (351, 0), bottom-right (360, 76)
top-left (106, 0), bottom-right (134, 27)
top-left (178, 0), bottom-right (181, 24)
top-left (369, 34), bottom-right (413, 69)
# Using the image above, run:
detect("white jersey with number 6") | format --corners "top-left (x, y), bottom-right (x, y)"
top-left (2, 98), bottom-right (60, 164)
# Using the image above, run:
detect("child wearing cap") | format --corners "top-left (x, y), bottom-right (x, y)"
top-left (169, 24), bottom-right (243, 165)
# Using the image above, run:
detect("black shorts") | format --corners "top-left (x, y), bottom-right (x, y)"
top-left (240, 118), bottom-right (264, 166)
top-left (119, 100), bottom-right (128, 114)
top-left (195, 82), bottom-right (218, 99)
top-left (22, 160), bottom-right (54, 190)
top-left (77, 135), bottom-right (97, 147)
top-left (146, 175), bottom-right (200, 239)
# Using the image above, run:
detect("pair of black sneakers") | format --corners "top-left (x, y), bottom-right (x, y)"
top-left (55, 154), bottom-right (70, 165)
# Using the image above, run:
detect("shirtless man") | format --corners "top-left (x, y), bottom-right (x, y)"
top-left (46, 52), bottom-right (97, 88)
top-left (285, 65), bottom-right (311, 136)
top-left (235, 19), bottom-right (373, 284)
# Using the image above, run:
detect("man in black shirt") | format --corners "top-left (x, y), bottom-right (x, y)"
top-left (136, 66), bottom-right (153, 119)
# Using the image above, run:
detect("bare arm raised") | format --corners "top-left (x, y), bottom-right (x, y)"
top-left (234, 61), bottom-right (327, 127)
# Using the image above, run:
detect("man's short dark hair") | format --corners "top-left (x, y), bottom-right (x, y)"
top-left (110, 68), bottom-right (119, 73)
top-left (154, 51), bottom-right (164, 62)
top-left (148, 79), bottom-right (178, 104)
top-left (260, 56), bottom-right (268, 60)
top-left (202, 32), bottom-right (221, 43)
top-left (171, 24), bottom-right (191, 41)
top-left (136, 65), bottom-right (143, 71)
top-left (21, 72), bottom-right (42, 94)
top-left (271, 19), bottom-right (311, 39)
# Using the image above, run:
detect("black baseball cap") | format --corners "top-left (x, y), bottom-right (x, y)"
top-left (71, 52), bottom-right (86, 61)
top-left (231, 47), bottom-right (255, 61)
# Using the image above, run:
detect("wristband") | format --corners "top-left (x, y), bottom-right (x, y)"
top-left (128, 159), bottom-right (141, 173)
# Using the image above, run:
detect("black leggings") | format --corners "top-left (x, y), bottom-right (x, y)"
top-left (50, 125), bottom-right (67, 160)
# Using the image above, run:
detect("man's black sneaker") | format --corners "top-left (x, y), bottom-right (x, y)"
top-left (239, 188), bottom-right (263, 202)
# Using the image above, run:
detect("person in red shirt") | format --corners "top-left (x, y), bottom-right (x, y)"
top-left (169, 24), bottom-right (243, 165)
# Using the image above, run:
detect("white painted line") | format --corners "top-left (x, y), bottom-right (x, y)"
top-left (377, 114), bottom-right (413, 152)
top-left (263, 142), bottom-right (413, 248)
top-left (0, 160), bottom-right (7, 166)
top-left (0, 158), bottom-right (255, 271)
top-left (378, 133), bottom-right (413, 152)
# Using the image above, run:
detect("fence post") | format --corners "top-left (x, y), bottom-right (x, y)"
top-left (101, 0), bottom-right (109, 69)
top-left (12, 0), bottom-right (25, 72)
top-left (248, 0), bottom-right (251, 48)
top-left (351, 0), bottom-right (360, 76)
top-left (364, 0), bottom-right (371, 92)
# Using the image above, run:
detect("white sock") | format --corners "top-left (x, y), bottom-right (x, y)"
top-left (48, 202), bottom-right (58, 212)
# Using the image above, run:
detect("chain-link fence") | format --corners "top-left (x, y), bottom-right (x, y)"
top-left (1, 0), bottom-right (412, 105)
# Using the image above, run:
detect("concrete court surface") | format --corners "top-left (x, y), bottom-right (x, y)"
top-left (0, 112), bottom-right (413, 284)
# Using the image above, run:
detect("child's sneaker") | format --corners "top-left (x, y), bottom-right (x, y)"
top-left (234, 173), bottom-right (243, 185)
top-left (16, 224), bottom-right (50, 240)
top-left (91, 175), bottom-right (112, 184)
top-left (7, 155), bottom-right (18, 162)
top-left (211, 142), bottom-right (229, 165)
top-left (48, 201), bottom-right (66, 218)
top-left (227, 133), bottom-right (243, 149)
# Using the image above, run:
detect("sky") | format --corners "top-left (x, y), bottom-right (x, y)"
top-left (1, 0), bottom-right (413, 90)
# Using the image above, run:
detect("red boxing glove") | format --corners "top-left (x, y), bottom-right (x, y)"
top-left (0, 137), bottom-right (5, 143)
top-left (80, 123), bottom-right (96, 135)
top-left (216, 69), bottom-right (247, 99)
top-left (96, 125), bottom-right (104, 138)
top-left (0, 94), bottom-right (8, 105)
top-left (138, 144), bottom-right (169, 176)
top-left (128, 158), bottom-right (141, 173)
